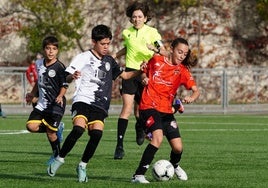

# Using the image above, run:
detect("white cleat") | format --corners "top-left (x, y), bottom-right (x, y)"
top-left (174, 165), bottom-right (188, 181)
top-left (76, 165), bottom-right (88, 183)
top-left (47, 158), bottom-right (64, 177)
top-left (131, 175), bottom-right (150, 184)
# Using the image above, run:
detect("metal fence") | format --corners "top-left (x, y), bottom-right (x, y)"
top-left (0, 67), bottom-right (267, 114)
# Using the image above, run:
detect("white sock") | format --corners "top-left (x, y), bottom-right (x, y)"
top-left (79, 161), bottom-right (87, 168)
top-left (56, 156), bottom-right (65, 163)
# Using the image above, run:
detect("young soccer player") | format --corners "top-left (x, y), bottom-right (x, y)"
top-left (47, 24), bottom-right (141, 183)
top-left (25, 36), bottom-right (68, 165)
top-left (131, 37), bottom-right (200, 183)
top-left (113, 0), bottom-right (167, 160)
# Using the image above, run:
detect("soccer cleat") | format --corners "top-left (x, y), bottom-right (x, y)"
top-left (76, 165), bottom-right (88, 183)
top-left (135, 122), bottom-right (145, 145)
top-left (131, 175), bottom-right (150, 184)
top-left (176, 99), bottom-right (184, 113)
top-left (46, 155), bottom-right (55, 166)
top-left (173, 99), bottom-right (184, 114)
top-left (114, 146), bottom-right (125, 160)
top-left (174, 165), bottom-right (188, 181)
top-left (145, 132), bottom-right (153, 141)
top-left (57, 122), bottom-right (64, 143)
top-left (47, 158), bottom-right (64, 177)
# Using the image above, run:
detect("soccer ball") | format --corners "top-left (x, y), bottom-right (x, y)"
top-left (152, 159), bottom-right (174, 181)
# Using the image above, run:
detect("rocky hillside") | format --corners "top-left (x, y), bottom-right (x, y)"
top-left (0, 0), bottom-right (267, 104)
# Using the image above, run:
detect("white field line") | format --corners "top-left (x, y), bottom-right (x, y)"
top-left (1, 128), bottom-right (268, 135)
top-left (0, 130), bottom-right (30, 135)
top-left (1, 120), bottom-right (267, 135)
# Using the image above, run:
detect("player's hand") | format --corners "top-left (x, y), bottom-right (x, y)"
top-left (25, 93), bottom-right (34, 105)
top-left (182, 96), bottom-right (194, 104)
top-left (142, 77), bottom-right (149, 86)
top-left (72, 71), bottom-right (81, 80)
top-left (55, 96), bottom-right (64, 107)
top-left (140, 61), bottom-right (148, 71)
top-left (146, 43), bottom-right (155, 51)
top-left (172, 99), bottom-right (184, 114)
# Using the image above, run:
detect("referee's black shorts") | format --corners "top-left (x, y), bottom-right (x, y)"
top-left (121, 67), bottom-right (144, 104)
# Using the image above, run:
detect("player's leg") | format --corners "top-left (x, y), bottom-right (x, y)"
top-left (77, 124), bottom-right (103, 182)
top-left (47, 102), bottom-right (87, 177)
top-left (46, 128), bottom-right (60, 165)
top-left (132, 110), bottom-right (163, 183)
top-left (114, 93), bottom-right (135, 159)
top-left (26, 109), bottom-right (46, 133)
top-left (44, 114), bottom-right (64, 165)
top-left (56, 121), bottom-right (64, 143)
top-left (132, 129), bottom-right (163, 183)
top-left (47, 117), bottom-right (85, 177)
top-left (167, 118), bottom-right (187, 181)
top-left (134, 84), bottom-right (145, 145)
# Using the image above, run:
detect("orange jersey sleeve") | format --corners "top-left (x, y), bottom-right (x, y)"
top-left (178, 64), bottom-right (196, 90)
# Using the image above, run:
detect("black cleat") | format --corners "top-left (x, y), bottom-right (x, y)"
top-left (135, 122), bottom-right (145, 146)
top-left (114, 146), bottom-right (125, 160)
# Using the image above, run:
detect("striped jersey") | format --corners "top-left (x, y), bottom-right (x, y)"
top-left (65, 50), bottom-right (123, 115)
top-left (35, 58), bottom-right (68, 115)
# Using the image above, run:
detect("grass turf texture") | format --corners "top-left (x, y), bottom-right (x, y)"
top-left (0, 114), bottom-right (267, 188)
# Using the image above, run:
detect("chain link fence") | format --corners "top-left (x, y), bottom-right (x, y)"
top-left (0, 67), bottom-right (267, 114)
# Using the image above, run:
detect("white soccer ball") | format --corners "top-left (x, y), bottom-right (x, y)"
top-left (152, 159), bottom-right (174, 181)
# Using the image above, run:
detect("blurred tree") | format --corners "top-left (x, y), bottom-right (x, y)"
top-left (10, 0), bottom-right (85, 54)
top-left (256, 0), bottom-right (268, 21)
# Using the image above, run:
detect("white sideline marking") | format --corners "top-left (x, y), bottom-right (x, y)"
top-left (108, 128), bottom-right (268, 132)
top-left (0, 130), bottom-right (29, 135)
top-left (1, 128), bottom-right (268, 135)
top-left (182, 128), bottom-right (268, 132)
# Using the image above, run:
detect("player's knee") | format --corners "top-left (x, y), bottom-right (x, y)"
top-left (26, 124), bottom-right (38, 132)
top-left (173, 147), bottom-right (183, 154)
top-left (89, 129), bottom-right (103, 141)
top-left (70, 125), bottom-right (85, 139)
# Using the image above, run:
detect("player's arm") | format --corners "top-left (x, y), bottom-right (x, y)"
top-left (55, 87), bottom-right (67, 106)
top-left (66, 70), bottom-right (81, 83)
top-left (120, 70), bottom-right (141, 80)
top-left (112, 47), bottom-right (126, 59)
top-left (25, 83), bottom-right (38, 104)
top-left (141, 72), bottom-right (149, 86)
top-left (147, 40), bottom-right (168, 57)
top-left (183, 85), bottom-right (200, 104)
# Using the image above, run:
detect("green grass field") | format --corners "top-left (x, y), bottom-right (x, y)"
top-left (0, 114), bottom-right (268, 188)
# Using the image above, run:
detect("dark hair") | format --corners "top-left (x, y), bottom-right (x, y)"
top-left (171, 37), bottom-right (197, 68)
top-left (91, 24), bottom-right (112, 42)
top-left (42, 36), bottom-right (59, 49)
top-left (126, 1), bottom-right (152, 23)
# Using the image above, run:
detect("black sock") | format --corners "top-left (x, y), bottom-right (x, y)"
top-left (116, 118), bottom-right (128, 147)
top-left (170, 150), bottom-right (182, 168)
top-left (49, 138), bottom-right (60, 157)
top-left (59, 126), bottom-right (84, 158)
top-left (81, 130), bottom-right (103, 163)
top-left (135, 144), bottom-right (158, 175)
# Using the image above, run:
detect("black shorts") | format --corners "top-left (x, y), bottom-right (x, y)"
top-left (139, 109), bottom-right (181, 140)
top-left (71, 102), bottom-right (107, 126)
top-left (27, 108), bottom-right (63, 131)
top-left (121, 68), bottom-right (144, 104)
